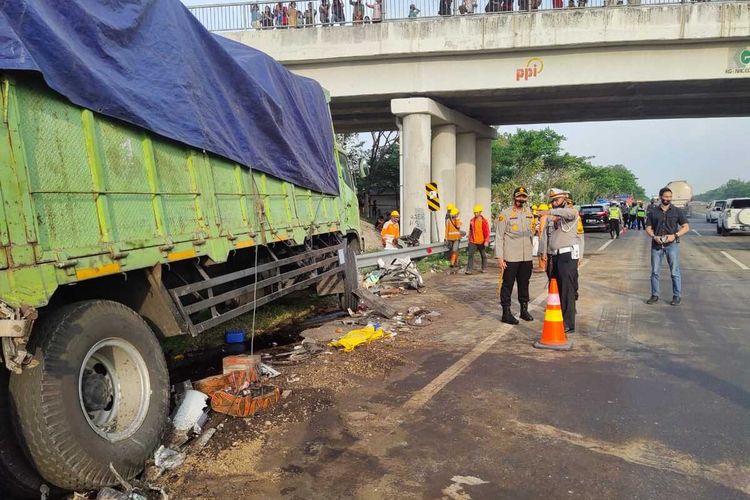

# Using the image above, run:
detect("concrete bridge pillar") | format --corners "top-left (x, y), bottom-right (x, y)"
top-left (401, 113), bottom-right (432, 244)
top-left (392, 98), bottom-right (497, 246)
top-left (431, 124), bottom-right (457, 241)
top-left (475, 138), bottom-right (493, 220)
top-left (456, 133), bottom-right (477, 225)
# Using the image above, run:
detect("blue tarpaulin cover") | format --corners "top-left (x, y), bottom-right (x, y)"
top-left (0, 0), bottom-right (339, 195)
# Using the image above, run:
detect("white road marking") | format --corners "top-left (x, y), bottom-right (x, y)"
top-left (510, 420), bottom-right (750, 495)
top-left (596, 239), bottom-right (615, 253)
top-left (721, 251), bottom-right (749, 270)
top-left (442, 476), bottom-right (490, 500)
top-left (402, 260), bottom-right (591, 413)
top-left (691, 229), bottom-right (702, 237)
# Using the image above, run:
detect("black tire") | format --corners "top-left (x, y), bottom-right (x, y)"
top-left (716, 223), bottom-right (721, 235)
top-left (340, 236), bottom-right (361, 311)
top-left (0, 369), bottom-right (50, 499)
top-left (9, 300), bottom-right (169, 492)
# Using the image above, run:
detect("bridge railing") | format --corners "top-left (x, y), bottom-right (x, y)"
top-left (188, 0), bottom-right (719, 32)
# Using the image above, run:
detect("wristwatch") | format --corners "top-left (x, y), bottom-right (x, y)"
top-left (673, 234), bottom-right (679, 242)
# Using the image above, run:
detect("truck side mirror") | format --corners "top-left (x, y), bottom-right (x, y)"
top-left (358, 158), bottom-right (370, 178)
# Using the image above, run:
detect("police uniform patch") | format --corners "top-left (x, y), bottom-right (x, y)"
top-left (512, 224), bottom-right (518, 231)
top-left (498, 214), bottom-right (505, 222)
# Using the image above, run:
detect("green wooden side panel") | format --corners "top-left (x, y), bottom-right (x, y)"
top-left (0, 74), bottom-right (361, 309)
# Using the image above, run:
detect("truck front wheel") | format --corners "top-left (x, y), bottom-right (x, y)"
top-left (9, 300), bottom-right (169, 492)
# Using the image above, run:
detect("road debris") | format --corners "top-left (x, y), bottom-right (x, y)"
top-left (222, 354), bottom-right (261, 378)
top-left (191, 426), bottom-right (218, 451)
top-left (329, 324), bottom-right (386, 352)
top-left (196, 369), bottom-right (281, 418)
top-left (354, 287), bottom-right (398, 318)
top-left (172, 390), bottom-right (209, 432)
top-left (154, 446), bottom-right (186, 471)
top-left (371, 257), bottom-right (425, 291)
top-left (259, 363), bottom-right (281, 378)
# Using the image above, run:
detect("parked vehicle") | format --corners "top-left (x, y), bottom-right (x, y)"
top-left (579, 204), bottom-right (609, 232)
top-left (717, 198), bottom-right (750, 235)
top-left (0, 4), bottom-right (360, 496)
top-left (705, 200), bottom-right (726, 222)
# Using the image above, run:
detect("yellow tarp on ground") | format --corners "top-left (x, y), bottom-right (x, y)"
top-left (329, 325), bottom-right (384, 352)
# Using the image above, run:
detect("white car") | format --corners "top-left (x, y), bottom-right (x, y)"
top-left (717, 198), bottom-right (750, 235)
top-left (705, 200), bottom-right (726, 223)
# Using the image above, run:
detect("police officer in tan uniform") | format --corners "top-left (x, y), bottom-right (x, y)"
top-left (495, 186), bottom-right (535, 325)
top-left (539, 188), bottom-right (580, 333)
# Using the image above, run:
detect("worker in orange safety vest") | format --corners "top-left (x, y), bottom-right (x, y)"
top-left (444, 206), bottom-right (462, 267)
top-left (466, 204), bottom-right (490, 274)
top-left (381, 210), bottom-right (400, 249)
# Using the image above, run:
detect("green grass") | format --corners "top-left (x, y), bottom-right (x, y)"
top-left (160, 292), bottom-right (338, 357)
top-left (415, 252), bottom-right (457, 274)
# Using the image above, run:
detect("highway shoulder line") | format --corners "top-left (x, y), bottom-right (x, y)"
top-left (596, 239), bottom-right (615, 253)
top-left (691, 229), bottom-right (702, 237)
top-left (720, 251), bottom-right (749, 270)
top-left (402, 259), bottom-right (590, 414)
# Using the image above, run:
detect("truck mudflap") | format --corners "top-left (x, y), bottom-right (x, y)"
top-left (0, 303), bottom-right (37, 374)
top-left (167, 240), bottom-right (349, 336)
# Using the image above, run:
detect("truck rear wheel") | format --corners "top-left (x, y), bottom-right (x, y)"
top-left (340, 236), bottom-right (361, 311)
top-left (9, 300), bottom-right (169, 491)
top-left (0, 369), bottom-right (50, 499)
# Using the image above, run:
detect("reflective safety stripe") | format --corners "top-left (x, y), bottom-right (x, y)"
top-left (381, 221), bottom-right (400, 240)
top-left (445, 218), bottom-right (462, 240)
top-left (544, 308), bottom-right (564, 323)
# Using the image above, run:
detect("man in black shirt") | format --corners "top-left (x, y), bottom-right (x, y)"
top-left (645, 187), bottom-right (690, 306)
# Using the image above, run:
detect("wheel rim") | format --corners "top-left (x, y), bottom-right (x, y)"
top-left (78, 338), bottom-right (150, 442)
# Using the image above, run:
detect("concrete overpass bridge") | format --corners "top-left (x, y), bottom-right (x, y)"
top-left (192, 2), bottom-right (750, 242)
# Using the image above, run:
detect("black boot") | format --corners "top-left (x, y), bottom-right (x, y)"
top-left (502, 306), bottom-right (519, 325)
top-left (520, 302), bottom-right (533, 322)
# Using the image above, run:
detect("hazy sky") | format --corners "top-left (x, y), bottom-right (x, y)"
top-left (498, 118), bottom-right (750, 196)
top-left (180, 0), bottom-right (748, 196)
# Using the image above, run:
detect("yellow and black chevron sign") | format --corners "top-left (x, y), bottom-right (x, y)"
top-left (425, 182), bottom-right (440, 212)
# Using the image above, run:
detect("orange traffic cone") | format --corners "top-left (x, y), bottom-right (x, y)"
top-left (533, 278), bottom-right (573, 351)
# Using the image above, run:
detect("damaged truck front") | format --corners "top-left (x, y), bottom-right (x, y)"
top-left (0, 2), bottom-right (360, 497)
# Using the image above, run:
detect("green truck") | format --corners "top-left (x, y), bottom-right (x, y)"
top-left (0, 73), bottom-right (360, 496)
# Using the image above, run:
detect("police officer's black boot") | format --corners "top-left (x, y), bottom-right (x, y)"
top-left (520, 302), bottom-right (533, 322)
top-left (502, 306), bottom-right (519, 325)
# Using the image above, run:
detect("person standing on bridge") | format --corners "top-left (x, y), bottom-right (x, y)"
top-left (439, 0), bottom-right (453, 16)
top-left (466, 205), bottom-right (490, 274)
top-left (645, 187), bottom-right (689, 306)
top-left (332, 0), bottom-right (346, 24)
top-left (608, 203), bottom-right (623, 239)
top-left (351, 0), bottom-right (365, 23)
top-left (381, 210), bottom-right (401, 250)
top-left (496, 187), bottom-right (535, 325)
top-left (539, 188), bottom-right (580, 333)
top-left (319, 0), bottom-right (331, 25)
top-left (366, 0), bottom-right (383, 22)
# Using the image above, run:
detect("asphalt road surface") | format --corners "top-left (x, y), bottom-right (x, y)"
top-left (179, 214), bottom-right (750, 499)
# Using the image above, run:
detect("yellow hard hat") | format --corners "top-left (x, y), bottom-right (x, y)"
top-left (449, 207), bottom-right (459, 216)
top-left (390, 210), bottom-right (400, 217)
top-left (473, 204), bottom-right (483, 213)
top-left (539, 203), bottom-right (549, 210)
top-left (446, 203), bottom-right (456, 211)
top-left (532, 204), bottom-right (539, 210)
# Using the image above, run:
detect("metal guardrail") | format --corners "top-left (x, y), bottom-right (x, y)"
top-left (188, 0), bottom-right (731, 32)
top-left (355, 234), bottom-right (495, 268)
